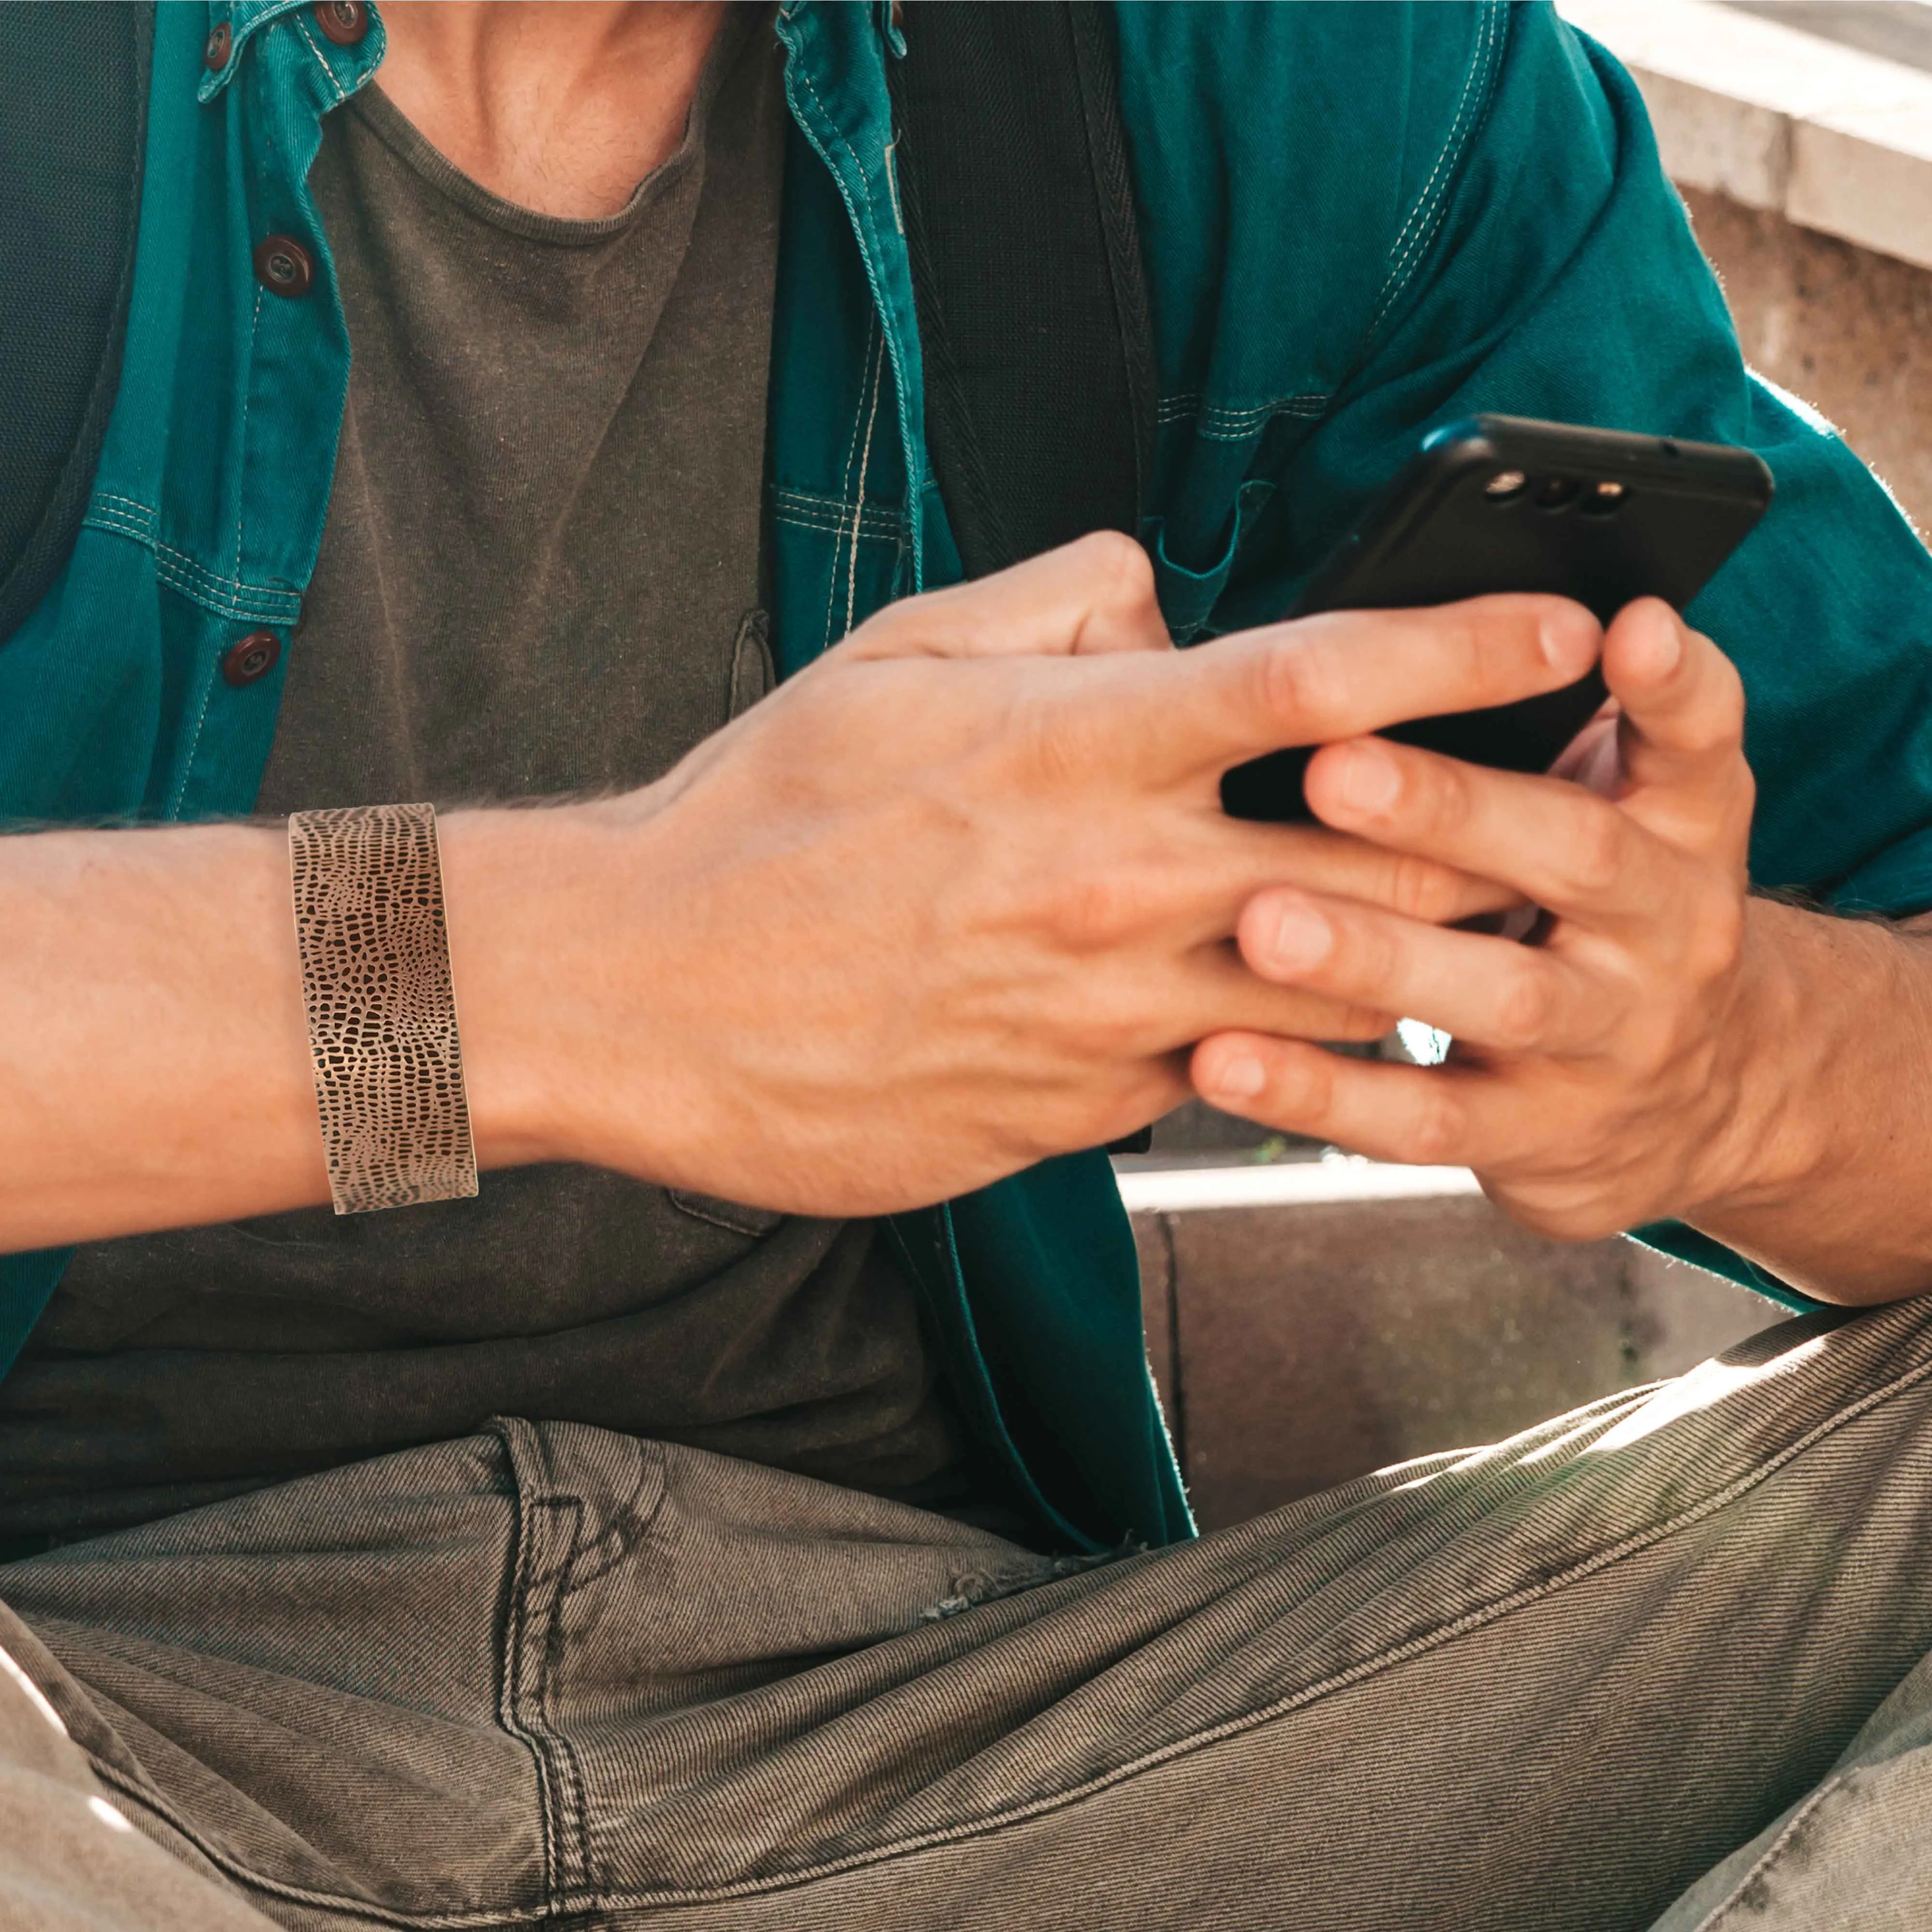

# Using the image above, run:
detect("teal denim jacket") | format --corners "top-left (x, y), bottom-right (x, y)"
top-left (6, 0), bottom-right (1932, 1548)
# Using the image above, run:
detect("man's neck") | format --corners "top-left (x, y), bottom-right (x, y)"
top-left (375, 1), bottom-right (729, 220)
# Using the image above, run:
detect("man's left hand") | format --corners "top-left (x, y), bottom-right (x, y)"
top-left (1193, 597), bottom-right (1776, 1247)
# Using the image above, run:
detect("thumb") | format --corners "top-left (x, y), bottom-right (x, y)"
top-left (835, 531), bottom-right (1172, 664)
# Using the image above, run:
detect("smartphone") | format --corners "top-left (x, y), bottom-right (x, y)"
top-left (1218, 415), bottom-right (1775, 822)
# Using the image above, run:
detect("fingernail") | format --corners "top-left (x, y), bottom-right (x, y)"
top-left (1267, 901), bottom-right (1332, 972)
top-left (1212, 1053), bottom-right (1266, 1100)
top-left (1540, 605), bottom-right (1601, 671)
top-left (1337, 744), bottom-right (1399, 815)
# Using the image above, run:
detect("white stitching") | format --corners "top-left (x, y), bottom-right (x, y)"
top-left (1368, 1), bottom-right (1505, 336)
top-left (292, 10), bottom-right (350, 106)
top-left (81, 510), bottom-right (301, 623)
top-left (822, 319), bottom-right (879, 652)
top-left (845, 343), bottom-right (886, 639)
top-left (772, 487), bottom-right (905, 538)
top-left (232, 285), bottom-right (264, 582)
top-left (790, 56), bottom-right (922, 584)
top-left (166, 649), bottom-right (220, 821)
top-left (1154, 394), bottom-right (1330, 438)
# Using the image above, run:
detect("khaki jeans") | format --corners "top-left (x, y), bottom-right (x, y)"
top-left (6, 1302), bottom-right (1932, 1931)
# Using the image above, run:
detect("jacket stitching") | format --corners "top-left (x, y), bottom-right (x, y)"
top-left (770, 489), bottom-right (904, 540)
top-left (166, 647), bottom-right (220, 820)
top-left (772, 507), bottom-right (901, 542)
top-left (823, 318), bottom-right (880, 653)
top-left (844, 340), bottom-right (887, 639)
top-left (81, 507), bottom-right (300, 623)
top-left (789, 54), bottom-right (921, 587)
top-left (232, 284), bottom-right (264, 585)
top-left (1154, 393), bottom-right (1330, 438)
top-left (1377, 3), bottom-right (1494, 289)
top-left (292, 10), bottom-right (350, 106)
top-left (1368, 1), bottom-right (1506, 336)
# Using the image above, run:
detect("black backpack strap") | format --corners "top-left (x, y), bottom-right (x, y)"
top-left (888, 0), bottom-right (1157, 578)
top-left (0, 1), bottom-right (152, 644)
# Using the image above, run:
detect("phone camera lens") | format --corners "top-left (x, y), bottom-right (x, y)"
top-left (1532, 474), bottom-right (1580, 511)
top-left (1580, 479), bottom-right (1629, 517)
top-left (1484, 469), bottom-right (1527, 500)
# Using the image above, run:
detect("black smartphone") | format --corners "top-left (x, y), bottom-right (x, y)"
top-left (1219, 415), bottom-right (1774, 822)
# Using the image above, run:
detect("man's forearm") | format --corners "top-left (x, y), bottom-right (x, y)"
top-left (0, 812), bottom-right (586, 1251)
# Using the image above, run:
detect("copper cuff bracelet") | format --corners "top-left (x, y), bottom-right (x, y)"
top-left (288, 802), bottom-right (479, 1215)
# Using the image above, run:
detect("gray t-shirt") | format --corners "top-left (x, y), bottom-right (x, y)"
top-left (1, 13), bottom-right (969, 1540)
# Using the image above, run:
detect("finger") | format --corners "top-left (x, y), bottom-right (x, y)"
top-left (1157, 815), bottom-right (1522, 946)
top-left (1602, 599), bottom-right (1753, 842)
top-left (1302, 733), bottom-right (1673, 927)
top-left (1124, 594), bottom-right (1601, 788)
top-left (1172, 945), bottom-right (1395, 1047)
top-left (1190, 1031), bottom-right (1514, 1170)
top-left (838, 532), bottom-right (1170, 662)
top-left (1235, 886), bottom-right (1597, 1055)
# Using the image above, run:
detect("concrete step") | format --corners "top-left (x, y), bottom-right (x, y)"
top-left (1122, 1157), bottom-right (1782, 1533)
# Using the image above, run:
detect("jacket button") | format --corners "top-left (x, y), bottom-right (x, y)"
top-left (313, 1), bottom-right (369, 45)
top-left (221, 631), bottom-right (282, 687)
top-left (253, 236), bottom-right (314, 298)
top-left (203, 21), bottom-right (232, 70)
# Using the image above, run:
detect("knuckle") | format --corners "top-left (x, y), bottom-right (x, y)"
top-left (1492, 963), bottom-right (1556, 1049)
top-left (1084, 529), bottom-right (1157, 612)
top-left (1287, 1048), bottom-right (1338, 1120)
top-left (1682, 889), bottom-right (1745, 982)
top-left (1564, 802), bottom-right (1628, 896)
top-left (1449, 614), bottom-right (1499, 696)
top-left (1048, 871), bottom-right (1138, 952)
top-left (1259, 637), bottom-right (1341, 734)
top-left (1387, 851), bottom-right (1460, 923)
top-left (1404, 1084), bottom-right (1464, 1165)
top-left (1410, 754), bottom-right (1468, 840)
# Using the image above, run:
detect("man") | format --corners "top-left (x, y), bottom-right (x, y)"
top-left (4, 1), bottom-right (1932, 1926)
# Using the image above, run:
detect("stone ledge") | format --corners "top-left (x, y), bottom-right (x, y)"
top-left (1561, 0), bottom-right (1932, 271)
top-left (1122, 1159), bottom-right (1778, 1531)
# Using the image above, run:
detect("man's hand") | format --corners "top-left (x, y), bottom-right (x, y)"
top-left (1195, 599), bottom-right (1762, 1237)
top-left (445, 538), bottom-right (1598, 1221)
top-left (1191, 596), bottom-right (1932, 1305)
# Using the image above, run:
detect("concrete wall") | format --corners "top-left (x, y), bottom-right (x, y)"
top-left (1130, 1187), bottom-right (1779, 1533)
top-left (1684, 184), bottom-right (1932, 534)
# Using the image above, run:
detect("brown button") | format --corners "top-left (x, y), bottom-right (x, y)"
top-left (221, 631), bottom-right (281, 687)
top-left (313, 0), bottom-right (369, 46)
top-left (252, 235), bottom-right (313, 298)
top-left (203, 21), bottom-right (232, 70)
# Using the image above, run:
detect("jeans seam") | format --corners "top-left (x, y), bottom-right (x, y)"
top-left (1693, 1775), bottom-right (1847, 1929)
top-left (535, 1336), bottom-right (1932, 1914)
top-left (69, 1340), bottom-right (1932, 1924)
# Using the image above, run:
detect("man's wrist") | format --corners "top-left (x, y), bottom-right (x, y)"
top-left (1679, 896), bottom-right (1931, 1300)
top-left (436, 801), bottom-right (627, 1176)
top-left (1679, 896), bottom-right (1837, 1230)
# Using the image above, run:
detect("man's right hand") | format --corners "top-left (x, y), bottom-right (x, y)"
top-left (0, 535), bottom-right (1599, 1250)
top-left (443, 536), bottom-right (1600, 1217)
